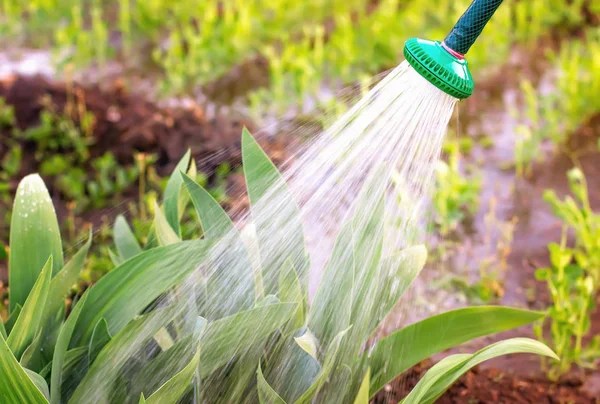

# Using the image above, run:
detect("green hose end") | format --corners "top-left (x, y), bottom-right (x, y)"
top-left (404, 38), bottom-right (474, 100)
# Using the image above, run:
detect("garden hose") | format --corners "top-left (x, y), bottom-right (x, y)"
top-left (404, 0), bottom-right (504, 99)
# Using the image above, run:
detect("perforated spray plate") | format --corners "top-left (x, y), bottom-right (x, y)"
top-left (404, 38), bottom-right (474, 100)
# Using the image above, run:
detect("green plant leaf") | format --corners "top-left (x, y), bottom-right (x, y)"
top-left (132, 317), bottom-right (205, 399)
top-left (199, 303), bottom-right (297, 377)
top-left (0, 332), bottom-right (49, 403)
top-left (34, 232), bottom-right (92, 361)
top-left (8, 257), bottom-right (52, 360)
top-left (108, 249), bottom-right (122, 266)
top-left (51, 292), bottom-right (88, 404)
top-left (402, 355), bottom-right (469, 404)
top-left (178, 159), bottom-right (197, 219)
top-left (353, 368), bottom-right (370, 404)
top-left (308, 221), bottom-right (354, 347)
top-left (182, 172), bottom-right (254, 318)
top-left (294, 327), bottom-right (349, 404)
top-left (38, 346), bottom-right (87, 381)
top-left (242, 128), bottom-right (308, 295)
top-left (114, 215), bottom-right (142, 261)
top-left (153, 201), bottom-right (181, 246)
top-left (257, 363), bottom-right (287, 404)
top-left (294, 329), bottom-right (318, 360)
top-left (0, 319), bottom-right (6, 339)
top-left (403, 338), bottom-right (558, 404)
top-left (9, 174), bottom-right (63, 312)
top-left (348, 172), bottom-right (386, 354)
top-left (130, 336), bottom-right (196, 399)
top-left (181, 172), bottom-right (234, 239)
top-left (24, 368), bottom-right (50, 400)
top-left (145, 346), bottom-right (200, 404)
top-left (368, 306), bottom-right (545, 396)
top-left (375, 246), bottom-right (427, 326)
top-left (5, 304), bottom-right (22, 335)
top-left (164, 150), bottom-right (191, 236)
top-left (280, 260), bottom-right (305, 332)
top-left (88, 318), bottom-right (112, 365)
top-left (70, 304), bottom-right (180, 403)
top-left (71, 240), bottom-right (209, 346)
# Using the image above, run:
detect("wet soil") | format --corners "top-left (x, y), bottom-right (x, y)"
top-left (375, 359), bottom-right (598, 404)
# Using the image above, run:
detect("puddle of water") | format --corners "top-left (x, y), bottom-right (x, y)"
top-left (0, 49), bottom-right (55, 79)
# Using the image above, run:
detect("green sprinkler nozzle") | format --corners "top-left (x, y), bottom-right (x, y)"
top-left (404, 0), bottom-right (504, 99)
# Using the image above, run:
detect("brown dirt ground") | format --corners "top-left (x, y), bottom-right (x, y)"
top-left (0, 74), bottom-right (291, 283)
top-left (375, 359), bottom-right (598, 403)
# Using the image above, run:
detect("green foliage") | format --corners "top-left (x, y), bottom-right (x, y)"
top-left (0, 97), bottom-right (16, 127)
top-left (515, 29), bottom-right (600, 177)
top-left (432, 139), bottom-right (481, 236)
top-left (402, 338), bottom-right (557, 404)
top-left (0, 129), bottom-right (554, 403)
top-left (2, 0), bottom-right (591, 114)
top-left (535, 168), bottom-right (600, 379)
top-left (8, 174), bottom-right (63, 311)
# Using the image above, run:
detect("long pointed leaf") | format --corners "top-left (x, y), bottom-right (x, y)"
top-left (199, 303), bottom-right (297, 377)
top-left (69, 304), bottom-right (180, 403)
top-left (24, 368), bottom-right (50, 401)
top-left (0, 319), bottom-right (6, 339)
top-left (279, 260), bottom-right (305, 332)
top-left (8, 257), bottom-right (52, 360)
top-left (294, 327), bottom-right (349, 404)
top-left (0, 333), bottom-right (49, 403)
top-left (42, 233), bottom-right (92, 329)
top-left (375, 246), bottom-right (427, 327)
top-left (404, 338), bottom-right (558, 404)
top-left (153, 201), bottom-right (181, 246)
top-left (51, 293), bottom-right (88, 404)
top-left (242, 128), bottom-right (308, 294)
top-left (146, 347), bottom-right (201, 404)
top-left (71, 240), bottom-right (208, 345)
top-left (9, 174), bottom-right (63, 311)
top-left (87, 318), bottom-right (112, 365)
top-left (257, 363), bottom-right (287, 404)
top-left (164, 150), bottom-right (191, 236)
top-left (368, 306), bottom-right (545, 396)
top-left (181, 172), bottom-right (234, 239)
top-left (114, 215), bottom-right (142, 261)
top-left (182, 172), bottom-right (254, 318)
top-left (31, 232), bottom-right (93, 365)
top-left (5, 304), bottom-right (22, 334)
top-left (353, 368), bottom-right (370, 404)
top-left (130, 317), bottom-right (205, 400)
top-left (308, 221), bottom-right (354, 347)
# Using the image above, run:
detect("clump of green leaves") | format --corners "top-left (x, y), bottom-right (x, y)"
top-left (1, 128), bottom-right (556, 403)
top-left (18, 95), bottom-right (94, 164)
top-left (432, 140), bottom-right (481, 237)
top-left (535, 168), bottom-right (600, 380)
top-left (515, 29), bottom-right (600, 177)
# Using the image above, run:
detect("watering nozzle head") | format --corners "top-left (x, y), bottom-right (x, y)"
top-left (404, 38), bottom-right (474, 100)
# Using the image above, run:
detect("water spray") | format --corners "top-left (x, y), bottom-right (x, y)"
top-left (404, 0), bottom-right (504, 99)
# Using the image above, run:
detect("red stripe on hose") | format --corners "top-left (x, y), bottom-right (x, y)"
top-left (441, 42), bottom-right (465, 60)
